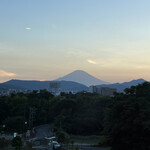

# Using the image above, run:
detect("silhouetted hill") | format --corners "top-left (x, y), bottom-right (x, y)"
top-left (1, 78), bottom-right (147, 93)
top-left (4, 80), bottom-right (49, 90)
top-left (56, 70), bottom-right (109, 86)
top-left (0, 83), bottom-right (23, 90)
top-left (2, 79), bottom-right (88, 92)
top-left (96, 79), bottom-right (146, 92)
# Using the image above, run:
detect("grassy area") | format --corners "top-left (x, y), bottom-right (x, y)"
top-left (69, 135), bottom-right (103, 145)
top-left (105, 147), bottom-right (111, 150)
top-left (0, 147), bottom-right (34, 150)
top-left (62, 145), bottom-right (80, 150)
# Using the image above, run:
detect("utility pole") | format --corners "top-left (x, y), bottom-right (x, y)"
top-left (29, 107), bottom-right (36, 129)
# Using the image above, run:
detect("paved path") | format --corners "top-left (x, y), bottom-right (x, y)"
top-left (80, 147), bottom-right (106, 150)
top-left (31, 124), bottom-right (53, 150)
top-left (32, 145), bottom-right (47, 150)
top-left (35, 124), bottom-right (53, 139)
top-left (33, 124), bottom-right (106, 150)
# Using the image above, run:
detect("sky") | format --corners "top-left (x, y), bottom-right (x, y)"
top-left (0, 0), bottom-right (150, 83)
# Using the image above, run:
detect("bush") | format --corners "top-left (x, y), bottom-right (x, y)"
top-left (0, 138), bottom-right (9, 149)
top-left (98, 136), bottom-right (109, 147)
top-left (56, 130), bottom-right (70, 144)
top-left (26, 141), bottom-right (32, 148)
top-left (12, 136), bottom-right (22, 150)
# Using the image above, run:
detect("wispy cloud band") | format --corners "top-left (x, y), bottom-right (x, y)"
top-left (25, 27), bottom-right (31, 30)
top-left (0, 70), bottom-right (16, 77)
top-left (87, 59), bottom-right (98, 64)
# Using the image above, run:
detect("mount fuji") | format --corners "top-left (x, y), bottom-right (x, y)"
top-left (56, 70), bottom-right (109, 86)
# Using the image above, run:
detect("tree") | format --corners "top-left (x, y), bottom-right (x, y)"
top-left (12, 136), bottom-right (22, 150)
top-left (3, 116), bottom-right (24, 133)
top-left (0, 138), bottom-right (9, 149)
top-left (56, 130), bottom-right (70, 144)
top-left (104, 82), bottom-right (150, 150)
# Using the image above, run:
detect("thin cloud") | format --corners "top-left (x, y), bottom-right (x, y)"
top-left (0, 70), bottom-right (16, 77)
top-left (25, 27), bottom-right (31, 30)
top-left (87, 59), bottom-right (98, 65)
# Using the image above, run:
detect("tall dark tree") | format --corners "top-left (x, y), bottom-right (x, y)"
top-left (104, 82), bottom-right (150, 150)
top-left (12, 136), bottom-right (22, 150)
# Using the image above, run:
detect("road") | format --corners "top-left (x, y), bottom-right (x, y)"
top-left (32, 146), bottom-right (47, 150)
top-left (32, 124), bottom-right (106, 150)
top-left (31, 124), bottom-right (53, 150)
top-left (80, 147), bottom-right (106, 150)
top-left (34, 124), bottom-right (53, 139)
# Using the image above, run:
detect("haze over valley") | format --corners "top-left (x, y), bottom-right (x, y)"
top-left (0, 70), bottom-right (147, 93)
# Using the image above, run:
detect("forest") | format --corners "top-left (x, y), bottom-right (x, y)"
top-left (0, 82), bottom-right (150, 150)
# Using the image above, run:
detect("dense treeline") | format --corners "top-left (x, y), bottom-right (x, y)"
top-left (0, 82), bottom-right (150, 149)
top-left (0, 90), bottom-right (110, 135)
top-left (0, 90), bottom-right (54, 132)
top-left (104, 82), bottom-right (150, 150)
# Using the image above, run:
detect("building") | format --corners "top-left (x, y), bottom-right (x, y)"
top-left (50, 82), bottom-right (61, 96)
top-left (89, 86), bottom-right (97, 93)
top-left (99, 87), bottom-right (117, 96)
top-left (89, 86), bottom-right (117, 96)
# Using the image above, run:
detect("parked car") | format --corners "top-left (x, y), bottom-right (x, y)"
top-left (52, 141), bottom-right (61, 149)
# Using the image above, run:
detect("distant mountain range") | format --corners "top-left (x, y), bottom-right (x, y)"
top-left (0, 70), bottom-right (148, 93)
top-left (96, 79), bottom-right (146, 92)
top-left (1, 79), bottom-right (88, 92)
top-left (0, 82), bottom-right (24, 90)
top-left (56, 70), bottom-right (109, 86)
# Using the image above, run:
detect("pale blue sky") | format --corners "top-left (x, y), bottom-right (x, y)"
top-left (0, 0), bottom-right (150, 83)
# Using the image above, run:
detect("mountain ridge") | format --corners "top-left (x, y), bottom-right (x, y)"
top-left (56, 70), bottom-right (109, 86)
top-left (96, 78), bottom-right (146, 92)
top-left (1, 79), bottom-right (88, 92)
top-left (0, 78), bottom-right (148, 93)
top-left (0, 70), bottom-right (148, 93)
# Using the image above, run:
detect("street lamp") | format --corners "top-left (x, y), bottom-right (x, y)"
top-left (2, 124), bottom-right (5, 136)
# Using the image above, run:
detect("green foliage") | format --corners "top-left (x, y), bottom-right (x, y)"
top-left (98, 136), bottom-right (109, 147)
top-left (0, 90), bottom-right (111, 135)
top-left (1, 83), bottom-right (150, 150)
top-left (12, 136), bottom-right (22, 150)
top-left (104, 82), bottom-right (150, 150)
top-left (105, 148), bottom-right (111, 150)
top-left (3, 116), bottom-right (24, 133)
top-left (26, 141), bottom-right (32, 149)
top-left (56, 130), bottom-right (70, 144)
top-left (70, 135), bottom-right (102, 145)
top-left (0, 138), bottom-right (9, 149)
top-left (75, 145), bottom-right (80, 150)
